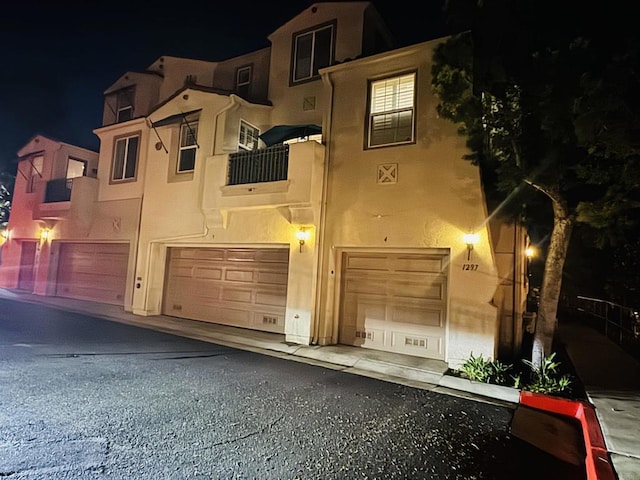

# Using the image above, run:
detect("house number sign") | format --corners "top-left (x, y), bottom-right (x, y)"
top-left (462, 264), bottom-right (479, 271)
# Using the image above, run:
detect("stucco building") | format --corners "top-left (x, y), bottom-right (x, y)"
top-left (0, 2), bottom-right (529, 367)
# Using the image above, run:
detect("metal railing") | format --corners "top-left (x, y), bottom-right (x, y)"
top-left (566, 295), bottom-right (640, 361)
top-left (44, 178), bottom-right (73, 203)
top-left (227, 144), bottom-right (289, 185)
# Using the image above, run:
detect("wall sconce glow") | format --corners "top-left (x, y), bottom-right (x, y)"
top-left (0, 229), bottom-right (7, 245)
top-left (40, 228), bottom-right (51, 242)
top-left (463, 233), bottom-right (479, 261)
top-left (296, 228), bottom-right (310, 253)
top-left (525, 247), bottom-right (536, 259)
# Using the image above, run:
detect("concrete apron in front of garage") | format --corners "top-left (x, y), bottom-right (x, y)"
top-left (103, 309), bottom-right (521, 405)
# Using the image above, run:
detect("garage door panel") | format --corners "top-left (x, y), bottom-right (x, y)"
top-left (256, 271), bottom-right (288, 285)
top-left (344, 277), bottom-right (388, 295)
top-left (394, 256), bottom-right (445, 273)
top-left (221, 287), bottom-right (253, 303)
top-left (192, 267), bottom-right (223, 280)
top-left (256, 249), bottom-right (290, 263)
top-left (163, 247), bottom-right (289, 334)
top-left (225, 269), bottom-right (255, 282)
top-left (346, 297), bottom-right (386, 325)
top-left (388, 280), bottom-right (445, 300)
top-left (390, 305), bottom-right (443, 327)
top-left (344, 255), bottom-right (388, 271)
top-left (255, 290), bottom-right (287, 307)
top-left (56, 243), bottom-right (129, 306)
top-left (339, 251), bottom-right (448, 360)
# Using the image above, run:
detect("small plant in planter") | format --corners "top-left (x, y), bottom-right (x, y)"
top-left (457, 352), bottom-right (514, 386)
top-left (519, 352), bottom-right (573, 395)
top-left (455, 352), bottom-right (574, 396)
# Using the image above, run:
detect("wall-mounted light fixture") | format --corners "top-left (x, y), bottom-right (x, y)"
top-left (463, 233), bottom-right (479, 261)
top-left (296, 227), bottom-right (310, 253)
top-left (525, 246), bottom-right (535, 259)
top-left (0, 229), bottom-right (8, 246)
top-left (40, 228), bottom-right (51, 242)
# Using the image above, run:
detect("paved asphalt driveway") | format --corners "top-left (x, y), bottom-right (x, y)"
top-left (0, 299), bottom-right (583, 479)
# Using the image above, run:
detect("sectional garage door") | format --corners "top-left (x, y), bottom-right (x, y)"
top-left (339, 251), bottom-right (448, 360)
top-left (163, 247), bottom-right (289, 334)
top-left (56, 242), bottom-right (129, 306)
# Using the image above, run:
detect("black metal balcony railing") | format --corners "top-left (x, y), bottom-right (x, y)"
top-left (227, 144), bottom-right (289, 186)
top-left (44, 178), bottom-right (73, 203)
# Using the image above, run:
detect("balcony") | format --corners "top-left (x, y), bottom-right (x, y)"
top-left (227, 144), bottom-right (289, 185)
top-left (204, 140), bottom-right (325, 226)
top-left (44, 178), bottom-right (73, 203)
top-left (33, 176), bottom-right (98, 220)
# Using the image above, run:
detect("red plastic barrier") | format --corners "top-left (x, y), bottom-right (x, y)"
top-left (519, 391), bottom-right (616, 480)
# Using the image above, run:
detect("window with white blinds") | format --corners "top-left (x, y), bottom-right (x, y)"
top-left (368, 72), bottom-right (416, 148)
top-left (239, 120), bottom-right (259, 150)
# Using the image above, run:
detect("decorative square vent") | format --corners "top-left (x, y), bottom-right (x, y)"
top-left (355, 330), bottom-right (373, 340)
top-left (262, 315), bottom-right (278, 325)
top-left (405, 336), bottom-right (426, 348)
top-left (302, 96), bottom-right (316, 111)
top-left (377, 163), bottom-right (398, 184)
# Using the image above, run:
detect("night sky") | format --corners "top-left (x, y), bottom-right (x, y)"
top-left (0, 0), bottom-right (452, 176)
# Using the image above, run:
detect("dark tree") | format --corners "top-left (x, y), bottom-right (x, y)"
top-left (432, 0), bottom-right (640, 365)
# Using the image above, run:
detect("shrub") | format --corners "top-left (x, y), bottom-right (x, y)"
top-left (521, 352), bottom-right (572, 395)
top-left (458, 353), bottom-right (513, 385)
top-left (457, 351), bottom-right (573, 396)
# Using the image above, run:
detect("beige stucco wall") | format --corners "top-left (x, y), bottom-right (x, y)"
top-left (94, 117), bottom-right (150, 202)
top-left (213, 47), bottom-right (271, 102)
top-left (0, 133), bottom-right (140, 309)
top-left (318, 40), bottom-right (501, 368)
top-left (266, 2), bottom-right (372, 128)
top-left (131, 85), bottom-right (326, 344)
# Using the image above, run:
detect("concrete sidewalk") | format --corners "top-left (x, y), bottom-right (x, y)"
top-left (1, 288), bottom-right (638, 479)
top-left (557, 317), bottom-right (640, 480)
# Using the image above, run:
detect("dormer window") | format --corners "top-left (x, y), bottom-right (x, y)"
top-left (292, 22), bottom-right (335, 84)
top-left (236, 66), bottom-right (252, 98)
top-left (116, 87), bottom-right (135, 122)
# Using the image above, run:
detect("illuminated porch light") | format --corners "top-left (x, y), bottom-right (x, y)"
top-left (40, 228), bottom-right (51, 242)
top-left (525, 246), bottom-right (536, 259)
top-left (296, 228), bottom-right (310, 253)
top-left (463, 233), bottom-right (479, 261)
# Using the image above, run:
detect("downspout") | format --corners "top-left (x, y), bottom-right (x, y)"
top-left (312, 71), bottom-right (335, 345)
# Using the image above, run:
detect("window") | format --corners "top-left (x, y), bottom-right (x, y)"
top-left (178, 120), bottom-right (198, 172)
top-left (66, 158), bottom-right (86, 179)
top-left (367, 72), bottom-right (416, 148)
top-left (239, 121), bottom-right (259, 151)
top-left (26, 155), bottom-right (43, 193)
top-left (116, 87), bottom-right (135, 123)
top-left (112, 134), bottom-right (140, 182)
top-left (236, 66), bottom-right (252, 98)
top-left (292, 22), bottom-right (334, 83)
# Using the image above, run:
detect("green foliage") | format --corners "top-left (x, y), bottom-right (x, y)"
top-left (521, 353), bottom-right (572, 395)
top-left (457, 352), bottom-right (573, 396)
top-left (458, 353), bottom-right (513, 385)
top-left (0, 171), bottom-right (12, 228)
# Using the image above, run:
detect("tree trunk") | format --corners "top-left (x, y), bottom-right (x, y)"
top-left (531, 198), bottom-right (574, 367)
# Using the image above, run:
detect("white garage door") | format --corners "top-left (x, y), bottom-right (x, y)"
top-left (163, 247), bottom-right (289, 334)
top-left (339, 251), bottom-right (448, 360)
top-left (56, 242), bottom-right (129, 306)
